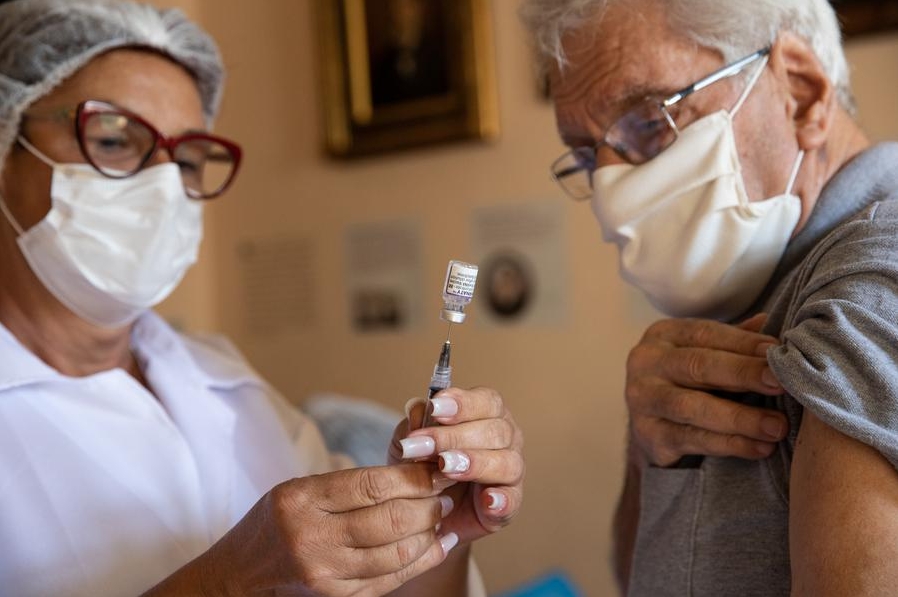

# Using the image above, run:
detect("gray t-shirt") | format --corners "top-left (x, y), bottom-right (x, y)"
top-left (627, 143), bottom-right (898, 596)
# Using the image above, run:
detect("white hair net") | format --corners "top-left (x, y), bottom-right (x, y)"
top-left (0, 0), bottom-right (224, 171)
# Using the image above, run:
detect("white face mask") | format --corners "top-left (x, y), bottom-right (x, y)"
top-left (0, 139), bottom-right (203, 328)
top-left (591, 73), bottom-right (803, 321)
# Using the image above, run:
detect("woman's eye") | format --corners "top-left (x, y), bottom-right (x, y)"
top-left (176, 159), bottom-right (201, 174)
top-left (84, 134), bottom-right (139, 157)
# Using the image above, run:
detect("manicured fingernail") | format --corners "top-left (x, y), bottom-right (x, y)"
top-left (404, 397), bottom-right (425, 418)
top-left (430, 396), bottom-right (458, 418)
top-left (432, 473), bottom-right (458, 492)
top-left (439, 495), bottom-right (454, 517)
top-left (756, 342), bottom-right (777, 357)
top-left (761, 367), bottom-right (781, 388)
top-left (439, 450), bottom-right (470, 474)
top-left (761, 417), bottom-right (786, 440)
top-left (439, 532), bottom-right (459, 555)
top-left (400, 436), bottom-right (435, 459)
top-left (486, 490), bottom-right (506, 512)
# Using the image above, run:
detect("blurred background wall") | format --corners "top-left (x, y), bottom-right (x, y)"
top-left (148, 0), bottom-right (898, 594)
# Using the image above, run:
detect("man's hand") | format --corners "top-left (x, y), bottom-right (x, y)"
top-left (626, 314), bottom-right (789, 467)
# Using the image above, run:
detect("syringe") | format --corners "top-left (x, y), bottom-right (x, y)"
top-left (421, 260), bottom-right (478, 428)
top-left (422, 339), bottom-right (452, 428)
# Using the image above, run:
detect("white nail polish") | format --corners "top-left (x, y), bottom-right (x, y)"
top-left (439, 532), bottom-right (459, 554)
top-left (439, 495), bottom-right (454, 517)
top-left (439, 451), bottom-right (470, 474)
top-left (487, 490), bottom-right (507, 511)
top-left (400, 436), bottom-right (435, 459)
top-left (430, 396), bottom-right (458, 418)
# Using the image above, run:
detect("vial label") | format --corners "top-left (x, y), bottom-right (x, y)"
top-left (444, 261), bottom-right (478, 299)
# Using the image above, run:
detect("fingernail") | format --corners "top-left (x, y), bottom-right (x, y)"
top-left (755, 441), bottom-right (776, 457)
top-left (439, 532), bottom-right (459, 555)
top-left (404, 397), bottom-right (425, 418)
top-left (487, 490), bottom-right (506, 512)
top-left (439, 495), bottom-right (454, 517)
top-left (400, 436), bottom-right (435, 459)
top-left (430, 396), bottom-right (458, 418)
top-left (761, 416), bottom-right (786, 440)
top-left (439, 450), bottom-right (470, 474)
top-left (432, 473), bottom-right (458, 492)
top-left (756, 342), bottom-right (777, 358)
top-left (761, 367), bottom-right (781, 388)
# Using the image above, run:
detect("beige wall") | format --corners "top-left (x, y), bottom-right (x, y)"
top-left (152, 1), bottom-right (898, 594)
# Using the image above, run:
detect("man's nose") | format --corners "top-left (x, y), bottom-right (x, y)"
top-left (595, 144), bottom-right (627, 168)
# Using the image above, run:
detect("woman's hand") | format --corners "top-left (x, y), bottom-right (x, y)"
top-left (146, 463), bottom-right (457, 597)
top-left (391, 386), bottom-right (525, 545)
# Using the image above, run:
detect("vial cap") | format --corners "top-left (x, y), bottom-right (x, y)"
top-left (440, 309), bottom-right (466, 323)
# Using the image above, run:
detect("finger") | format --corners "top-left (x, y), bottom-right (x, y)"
top-left (635, 417), bottom-right (779, 466)
top-left (414, 418), bottom-right (516, 456)
top-left (635, 385), bottom-right (788, 441)
top-left (436, 448), bottom-right (525, 486)
top-left (348, 533), bottom-right (456, 594)
top-left (675, 424), bottom-right (779, 461)
top-left (339, 496), bottom-right (450, 547)
top-left (424, 386), bottom-right (505, 425)
top-left (736, 312), bottom-right (768, 333)
top-left (649, 345), bottom-right (783, 394)
top-left (301, 531), bottom-right (452, 596)
top-left (405, 397), bottom-right (426, 431)
top-left (309, 463), bottom-right (443, 513)
top-left (476, 484), bottom-right (523, 532)
top-left (644, 317), bottom-right (778, 357)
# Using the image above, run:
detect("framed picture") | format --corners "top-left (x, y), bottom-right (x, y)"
top-left (833, 0), bottom-right (898, 37)
top-left (315, 0), bottom-right (499, 157)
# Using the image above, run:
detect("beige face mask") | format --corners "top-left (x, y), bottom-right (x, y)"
top-left (591, 77), bottom-right (804, 321)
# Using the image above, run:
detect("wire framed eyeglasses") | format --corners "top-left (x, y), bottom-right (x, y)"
top-left (551, 47), bottom-right (771, 201)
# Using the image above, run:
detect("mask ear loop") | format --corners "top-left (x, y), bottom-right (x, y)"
top-left (785, 149), bottom-right (805, 196)
top-left (730, 55), bottom-right (769, 118)
top-left (16, 135), bottom-right (58, 169)
top-left (0, 193), bottom-right (25, 236)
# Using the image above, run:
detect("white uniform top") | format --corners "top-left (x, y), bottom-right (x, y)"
top-left (0, 311), bottom-right (346, 596)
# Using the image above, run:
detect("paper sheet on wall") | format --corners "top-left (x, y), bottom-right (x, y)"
top-left (237, 236), bottom-right (316, 335)
top-left (345, 219), bottom-right (423, 332)
top-left (470, 201), bottom-right (567, 326)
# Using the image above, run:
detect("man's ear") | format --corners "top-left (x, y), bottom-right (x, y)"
top-left (768, 32), bottom-right (836, 151)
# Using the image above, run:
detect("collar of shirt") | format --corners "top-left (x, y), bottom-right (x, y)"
top-left (0, 310), bottom-right (264, 393)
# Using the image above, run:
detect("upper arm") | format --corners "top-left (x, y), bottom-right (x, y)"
top-left (790, 410), bottom-right (898, 596)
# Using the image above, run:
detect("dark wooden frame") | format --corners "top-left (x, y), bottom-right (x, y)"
top-left (315, 0), bottom-right (499, 157)
top-left (833, 0), bottom-right (898, 37)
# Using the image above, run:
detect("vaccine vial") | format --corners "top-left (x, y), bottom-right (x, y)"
top-left (440, 260), bottom-right (479, 323)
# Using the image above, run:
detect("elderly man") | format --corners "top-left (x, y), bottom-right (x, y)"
top-left (523, 0), bottom-right (898, 595)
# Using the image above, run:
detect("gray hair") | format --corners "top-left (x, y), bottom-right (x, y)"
top-left (0, 0), bottom-right (224, 171)
top-left (520, 0), bottom-right (855, 113)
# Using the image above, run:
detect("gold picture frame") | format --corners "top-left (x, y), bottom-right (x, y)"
top-left (315, 0), bottom-right (499, 157)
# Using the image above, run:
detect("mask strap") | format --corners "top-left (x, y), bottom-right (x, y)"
top-left (0, 193), bottom-right (25, 236)
top-left (785, 149), bottom-right (805, 196)
top-left (16, 135), bottom-right (58, 169)
top-left (730, 55), bottom-right (769, 118)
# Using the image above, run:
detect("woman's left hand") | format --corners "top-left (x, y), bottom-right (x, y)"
top-left (388, 387), bottom-right (525, 544)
